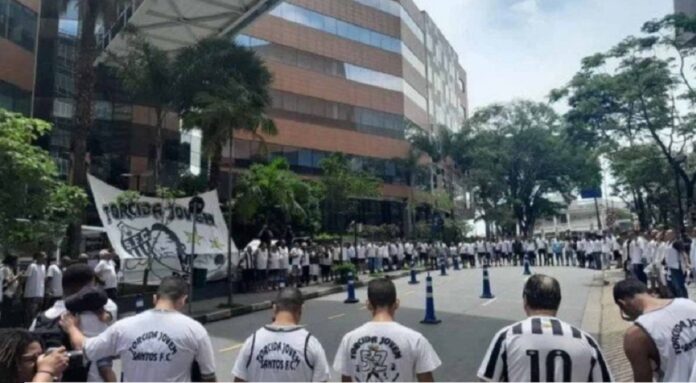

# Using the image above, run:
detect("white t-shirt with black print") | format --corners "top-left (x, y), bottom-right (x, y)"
top-left (333, 321), bottom-right (442, 382)
top-left (83, 309), bottom-right (216, 382)
top-left (233, 325), bottom-right (331, 382)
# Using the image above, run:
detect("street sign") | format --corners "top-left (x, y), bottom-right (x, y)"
top-left (580, 188), bottom-right (602, 199)
top-left (189, 196), bottom-right (205, 214)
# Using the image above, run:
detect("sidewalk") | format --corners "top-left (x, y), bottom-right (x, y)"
top-left (123, 268), bottom-right (417, 323)
top-left (597, 269), bottom-right (632, 382)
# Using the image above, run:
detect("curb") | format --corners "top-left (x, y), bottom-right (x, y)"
top-left (192, 270), bottom-right (414, 324)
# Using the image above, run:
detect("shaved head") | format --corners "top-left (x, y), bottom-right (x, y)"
top-left (523, 274), bottom-right (561, 311)
top-left (274, 288), bottom-right (304, 313)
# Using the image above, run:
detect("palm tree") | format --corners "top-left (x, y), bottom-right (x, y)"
top-left (110, 30), bottom-right (176, 189)
top-left (65, 0), bottom-right (127, 255)
top-left (392, 147), bottom-right (427, 238)
top-left (174, 38), bottom-right (277, 190)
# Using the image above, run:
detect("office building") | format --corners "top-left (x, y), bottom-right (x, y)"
top-left (2, 0), bottom-right (468, 232)
top-left (0, 0), bottom-right (38, 115)
top-left (232, 0), bottom-right (469, 230)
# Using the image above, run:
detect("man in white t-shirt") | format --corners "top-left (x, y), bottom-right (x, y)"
top-left (232, 288), bottom-right (331, 382)
top-left (60, 276), bottom-right (217, 382)
top-left (31, 263), bottom-right (118, 382)
top-left (45, 256), bottom-right (63, 307)
top-left (23, 252), bottom-right (46, 327)
top-left (333, 278), bottom-right (442, 382)
top-left (94, 249), bottom-right (118, 301)
top-left (255, 242), bottom-right (269, 291)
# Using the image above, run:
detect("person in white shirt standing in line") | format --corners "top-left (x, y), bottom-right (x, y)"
top-left (663, 230), bottom-right (689, 298)
top-left (356, 242), bottom-right (367, 274)
top-left (45, 255), bottom-right (63, 308)
top-left (278, 240), bottom-right (290, 287)
top-left (232, 288), bottom-right (331, 382)
top-left (23, 252), bottom-right (46, 327)
top-left (0, 256), bottom-right (20, 327)
top-left (333, 278), bottom-right (442, 382)
top-left (615, 278), bottom-right (696, 382)
top-left (94, 249), bottom-right (118, 301)
top-left (255, 242), bottom-right (270, 290)
top-left (268, 244), bottom-right (281, 290)
top-left (60, 276), bottom-right (217, 382)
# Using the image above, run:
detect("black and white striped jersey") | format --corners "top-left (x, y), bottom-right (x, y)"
top-left (477, 316), bottom-right (613, 382)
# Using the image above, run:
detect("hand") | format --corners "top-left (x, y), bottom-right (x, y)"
top-left (37, 347), bottom-right (69, 377)
top-left (59, 312), bottom-right (80, 331)
top-left (95, 308), bottom-right (112, 324)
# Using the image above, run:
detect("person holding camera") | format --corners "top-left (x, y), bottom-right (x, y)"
top-left (30, 263), bottom-right (117, 382)
top-left (0, 328), bottom-right (70, 382)
top-left (60, 276), bottom-right (217, 382)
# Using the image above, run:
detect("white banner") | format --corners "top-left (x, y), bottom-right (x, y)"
top-left (88, 175), bottom-right (238, 282)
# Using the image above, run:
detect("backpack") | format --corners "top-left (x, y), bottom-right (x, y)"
top-left (32, 313), bottom-right (91, 382)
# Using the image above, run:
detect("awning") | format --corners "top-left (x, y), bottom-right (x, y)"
top-left (98, 0), bottom-right (281, 60)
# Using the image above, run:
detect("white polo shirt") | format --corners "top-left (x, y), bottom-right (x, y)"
top-left (46, 263), bottom-right (63, 297)
top-left (24, 262), bottom-right (46, 298)
top-left (94, 260), bottom-right (118, 289)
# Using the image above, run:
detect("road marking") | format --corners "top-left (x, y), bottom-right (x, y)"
top-left (218, 343), bottom-right (243, 353)
top-left (328, 313), bottom-right (346, 320)
top-left (482, 298), bottom-right (498, 306)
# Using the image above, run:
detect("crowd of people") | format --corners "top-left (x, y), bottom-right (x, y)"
top-left (0, 249), bottom-right (119, 329)
top-left (234, 230), bottom-right (663, 293)
top-left (3, 228), bottom-right (696, 381)
top-left (4, 268), bottom-right (696, 382)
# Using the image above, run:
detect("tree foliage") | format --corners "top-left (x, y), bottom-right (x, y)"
top-left (234, 158), bottom-right (323, 235)
top-left (174, 38), bottom-right (277, 189)
top-left (553, 13), bottom-right (696, 230)
top-left (463, 101), bottom-right (600, 235)
top-left (319, 153), bottom-right (380, 232)
top-left (109, 30), bottom-right (177, 188)
top-left (607, 144), bottom-right (675, 229)
top-left (0, 110), bottom-right (88, 253)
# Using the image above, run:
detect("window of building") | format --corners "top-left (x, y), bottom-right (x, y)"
top-left (0, 80), bottom-right (30, 115)
top-left (269, 2), bottom-right (409, 58)
top-left (7, 0), bottom-right (36, 51)
top-left (0, 0), bottom-right (7, 37)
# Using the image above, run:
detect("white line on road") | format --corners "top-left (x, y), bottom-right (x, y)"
top-left (328, 313), bottom-right (346, 320)
top-left (219, 343), bottom-right (243, 353)
top-left (481, 298), bottom-right (498, 306)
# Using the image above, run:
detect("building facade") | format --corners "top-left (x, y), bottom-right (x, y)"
top-left (5, 0), bottom-right (468, 232)
top-left (0, 0), bottom-right (38, 115)
top-left (232, 0), bottom-right (468, 230)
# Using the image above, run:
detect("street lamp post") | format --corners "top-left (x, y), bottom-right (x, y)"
top-left (188, 196), bottom-right (205, 315)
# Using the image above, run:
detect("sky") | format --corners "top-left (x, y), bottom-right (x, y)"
top-left (412, 0), bottom-right (674, 112)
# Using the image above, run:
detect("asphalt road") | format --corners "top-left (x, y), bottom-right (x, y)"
top-left (207, 266), bottom-right (601, 381)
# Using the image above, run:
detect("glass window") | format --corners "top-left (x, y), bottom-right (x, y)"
top-left (0, 83), bottom-right (13, 111)
top-left (298, 150), bottom-right (312, 167)
top-left (0, 0), bottom-right (7, 36)
top-left (324, 16), bottom-right (336, 34)
top-left (312, 151), bottom-right (326, 168)
top-left (283, 147), bottom-right (299, 166)
top-left (8, 1), bottom-right (36, 52)
top-left (234, 140), bottom-right (251, 159)
top-left (283, 93), bottom-right (297, 112)
top-left (296, 96), bottom-right (311, 115)
top-left (336, 19), bottom-right (350, 39)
